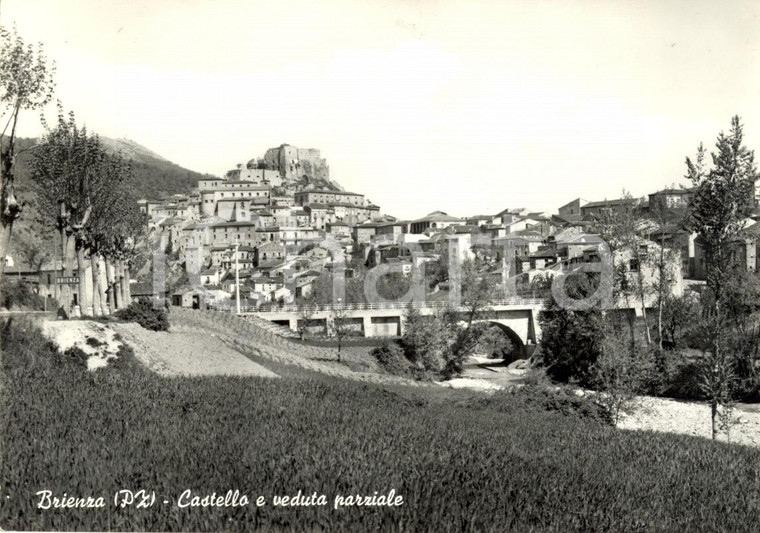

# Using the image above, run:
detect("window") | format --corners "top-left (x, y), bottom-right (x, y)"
top-left (629, 258), bottom-right (640, 272)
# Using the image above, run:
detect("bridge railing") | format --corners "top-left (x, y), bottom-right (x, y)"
top-left (212, 297), bottom-right (547, 314)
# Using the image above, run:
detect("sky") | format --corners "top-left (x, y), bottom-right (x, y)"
top-left (3, 0), bottom-right (760, 220)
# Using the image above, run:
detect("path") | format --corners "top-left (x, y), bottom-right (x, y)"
top-left (110, 322), bottom-right (279, 378)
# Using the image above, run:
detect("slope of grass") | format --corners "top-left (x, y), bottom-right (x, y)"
top-left (2, 320), bottom-right (760, 532)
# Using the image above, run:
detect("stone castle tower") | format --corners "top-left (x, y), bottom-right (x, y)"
top-left (261, 144), bottom-right (330, 185)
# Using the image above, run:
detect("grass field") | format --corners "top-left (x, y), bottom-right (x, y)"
top-left (3, 320), bottom-right (760, 532)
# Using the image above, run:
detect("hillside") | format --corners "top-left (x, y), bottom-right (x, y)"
top-left (12, 136), bottom-right (213, 201)
top-left (6, 136), bottom-right (213, 267)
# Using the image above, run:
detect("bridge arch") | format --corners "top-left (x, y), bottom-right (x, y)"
top-left (482, 321), bottom-right (526, 363)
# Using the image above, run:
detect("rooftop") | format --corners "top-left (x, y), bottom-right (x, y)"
top-left (297, 189), bottom-right (363, 196)
top-left (411, 211), bottom-right (463, 223)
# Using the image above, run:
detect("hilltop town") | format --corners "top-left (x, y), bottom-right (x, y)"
top-left (5, 2), bottom-right (760, 530)
top-left (123, 142), bottom-right (760, 312)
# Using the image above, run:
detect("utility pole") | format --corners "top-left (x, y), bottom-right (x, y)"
top-left (234, 239), bottom-right (241, 314)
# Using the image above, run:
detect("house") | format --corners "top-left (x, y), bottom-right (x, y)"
top-left (556, 238), bottom-right (684, 310)
top-left (580, 197), bottom-right (641, 218)
top-left (221, 270), bottom-right (253, 293)
top-left (375, 220), bottom-right (409, 239)
top-left (648, 188), bottom-right (694, 210)
top-left (200, 267), bottom-right (222, 286)
top-left (245, 277), bottom-right (283, 301)
top-left (557, 198), bottom-right (588, 222)
top-left (525, 247), bottom-right (566, 271)
top-left (648, 225), bottom-right (697, 278)
top-left (492, 235), bottom-right (543, 258)
top-left (255, 226), bottom-right (281, 246)
top-left (326, 220), bottom-right (351, 239)
top-left (409, 211), bottom-right (464, 234)
top-left (491, 208), bottom-right (530, 226)
top-left (130, 282), bottom-right (169, 304)
top-left (305, 203), bottom-right (334, 230)
top-left (172, 287), bottom-right (206, 309)
top-left (254, 242), bottom-right (286, 266)
top-left (554, 232), bottom-right (606, 259)
top-left (353, 222), bottom-right (379, 246)
top-left (294, 270), bottom-right (321, 298)
top-left (294, 189), bottom-right (365, 207)
top-left (466, 215), bottom-right (493, 227)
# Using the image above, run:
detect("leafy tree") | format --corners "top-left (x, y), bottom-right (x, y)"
top-left (400, 259), bottom-right (509, 378)
top-left (685, 116), bottom-right (759, 439)
top-left (401, 304), bottom-right (454, 374)
top-left (30, 108), bottom-right (140, 315)
top-left (661, 292), bottom-right (701, 349)
top-left (14, 233), bottom-right (52, 272)
top-left (537, 271), bottom-right (606, 386)
top-left (0, 26), bottom-right (55, 285)
top-left (591, 321), bottom-right (652, 426)
top-left (444, 258), bottom-right (498, 377)
top-left (30, 109), bottom-right (100, 313)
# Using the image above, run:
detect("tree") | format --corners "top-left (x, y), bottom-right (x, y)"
top-left (589, 191), bottom-right (652, 346)
top-left (661, 292), bottom-right (701, 348)
top-left (296, 293), bottom-right (319, 340)
top-left (444, 258), bottom-right (497, 377)
top-left (0, 26), bottom-right (55, 285)
top-left (14, 234), bottom-right (52, 272)
top-left (647, 188), bottom-right (690, 350)
top-left (400, 258), bottom-right (507, 378)
top-left (685, 116), bottom-right (759, 439)
top-left (537, 271), bottom-right (606, 386)
top-left (30, 109), bottom-right (99, 314)
top-left (592, 321), bottom-right (651, 427)
top-left (329, 302), bottom-right (353, 362)
top-left (30, 108), bottom-right (138, 316)
top-left (401, 303), bottom-right (454, 374)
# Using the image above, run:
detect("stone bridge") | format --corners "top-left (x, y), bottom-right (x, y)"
top-left (228, 298), bottom-right (546, 358)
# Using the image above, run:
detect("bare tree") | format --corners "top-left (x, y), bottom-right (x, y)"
top-left (329, 302), bottom-right (353, 362)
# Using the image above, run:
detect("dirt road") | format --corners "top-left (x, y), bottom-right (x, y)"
top-left (110, 322), bottom-right (278, 378)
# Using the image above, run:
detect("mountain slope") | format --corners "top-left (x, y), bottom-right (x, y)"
top-left (6, 136), bottom-right (214, 268)
top-left (13, 136), bottom-right (212, 201)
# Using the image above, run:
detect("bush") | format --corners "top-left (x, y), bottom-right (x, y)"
top-left (537, 304), bottom-right (605, 387)
top-left (114, 300), bottom-right (170, 331)
top-left (0, 280), bottom-right (57, 311)
top-left (0, 317), bottom-right (59, 376)
top-left (371, 340), bottom-right (411, 376)
top-left (662, 350), bottom-right (707, 401)
top-left (479, 384), bottom-right (614, 426)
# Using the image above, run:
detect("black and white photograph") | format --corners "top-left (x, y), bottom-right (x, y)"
top-left (1, 0), bottom-right (760, 531)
